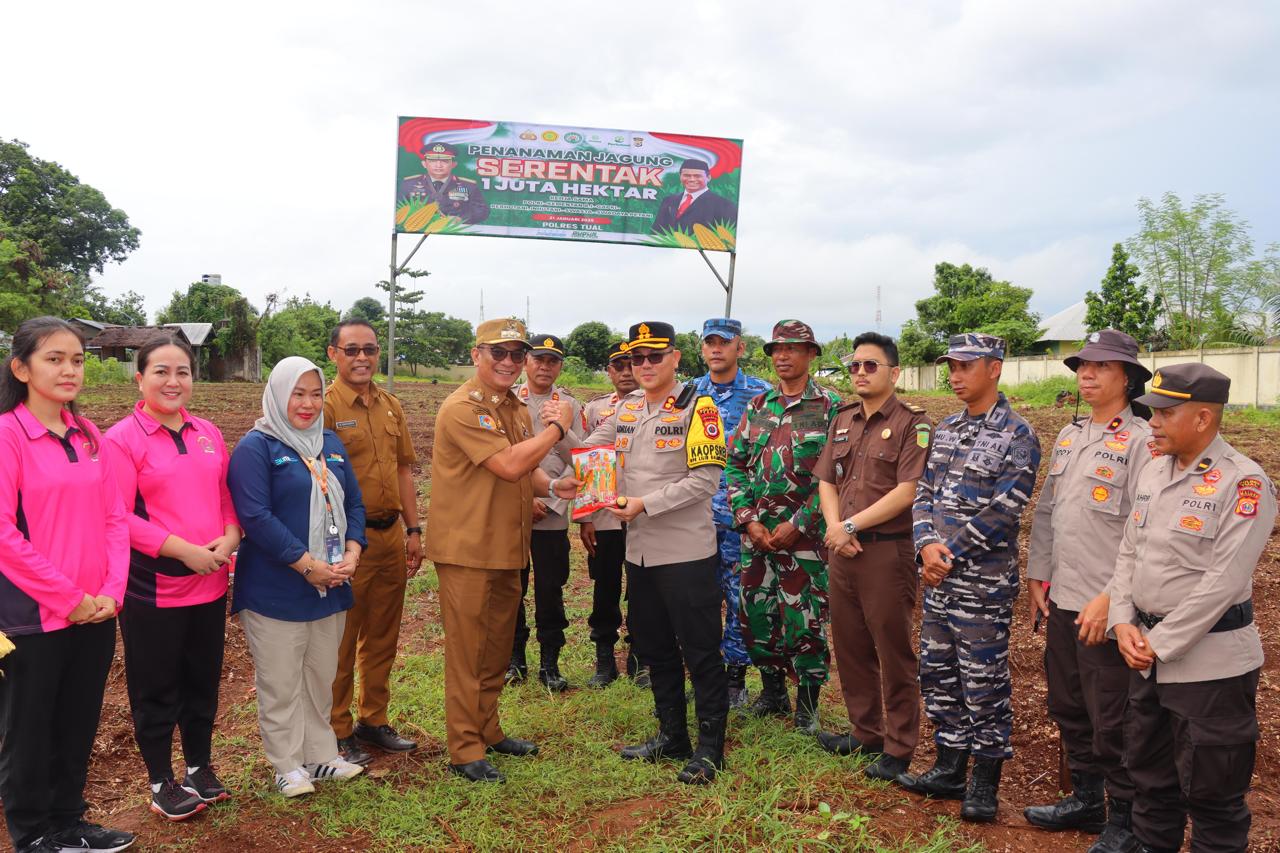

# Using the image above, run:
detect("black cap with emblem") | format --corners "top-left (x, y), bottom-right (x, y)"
top-left (529, 334), bottom-right (566, 358)
top-left (1134, 362), bottom-right (1231, 409)
top-left (624, 321), bottom-right (675, 351)
top-left (606, 340), bottom-right (629, 365)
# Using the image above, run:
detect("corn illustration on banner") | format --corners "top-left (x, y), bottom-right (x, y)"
top-left (395, 117), bottom-right (743, 251)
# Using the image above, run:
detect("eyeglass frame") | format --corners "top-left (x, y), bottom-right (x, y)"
top-left (480, 345), bottom-right (529, 364)
top-left (845, 359), bottom-right (896, 375)
top-left (628, 350), bottom-right (674, 367)
top-left (335, 344), bottom-right (382, 358)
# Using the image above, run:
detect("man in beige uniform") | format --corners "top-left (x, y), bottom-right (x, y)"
top-left (423, 319), bottom-right (578, 783)
top-left (583, 321), bottom-right (730, 785)
top-left (1109, 363), bottom-right (1274, 853)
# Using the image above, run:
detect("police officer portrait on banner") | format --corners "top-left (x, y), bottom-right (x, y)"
top-left (650, 159), bottom-right (737, 234)
top-left (397, 141), bottom-right (490, 224)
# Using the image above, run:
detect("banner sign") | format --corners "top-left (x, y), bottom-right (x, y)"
top-left (395, 116), bottom-right (743, 252)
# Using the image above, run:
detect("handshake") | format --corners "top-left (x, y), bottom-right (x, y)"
top-left (539, 399), bottom-right (576, 434)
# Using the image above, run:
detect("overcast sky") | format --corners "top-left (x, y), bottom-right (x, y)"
top-left (5, 1), bottom-right (1278, 342)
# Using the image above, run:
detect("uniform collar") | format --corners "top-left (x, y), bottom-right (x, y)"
top-left (763, 377), bottom-right (823, 405)
top-left (330, 375), bottom-right (382, 408)
top-left (1167, 434), bottom-right (1230, 484)
top-left (14, 402), bottom-right (77, 440)
top-left (699, 368), bottom-right (748, 391)
top-left (963, 392), bottom-right (1010, 427)
top-left (131, 400), bottom-right (195, 435)
top-left (465, 377), bottom-right (516, 408)
top-left (1094, 405), bottom-right (1135, 435)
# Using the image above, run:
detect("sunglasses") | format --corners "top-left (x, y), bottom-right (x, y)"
top-left (629, 351), bottom-right (672, 366)
top-left (336, 344), bottom-right (381, 358)
top-left (483, 346), bottom-right (528, 364)
top-left (608, 358), bottom-right (632, 370)
top-left (846, 360), bottom-right (893, 375)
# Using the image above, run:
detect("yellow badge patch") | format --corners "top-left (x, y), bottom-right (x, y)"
top-left (686, 395), bottom-right (727, 469)
top-left (619, 414), bottom-right (638, 423)
top-left (1193, 484), bottom-right (1216, 496)
top-left (1179, 515), bottom-right (1204, 531)
top-left (1091, 485), bottom-right (1110, 502)
top-left (1105, 441), bottom-right (1127, 452)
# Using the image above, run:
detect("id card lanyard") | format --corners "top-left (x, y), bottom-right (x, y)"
top-left (302, 456), bottom-right (344, 597)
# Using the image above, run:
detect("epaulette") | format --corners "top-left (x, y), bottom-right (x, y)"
top-left (905, 403), bottom-right (927, 414)
top-left (589, 392), bottom-right (613, 403)
top-left (455, 176), bottom-right (477, 184)
top-left (836, 399), bottom-right (863, 413)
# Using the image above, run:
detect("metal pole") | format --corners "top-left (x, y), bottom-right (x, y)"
top-left (725, 251), bottom-right (736, 316)
top-left (387, 232), bottom-right (398, 393)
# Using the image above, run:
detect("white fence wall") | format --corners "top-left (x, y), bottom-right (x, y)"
top-left (897, 346), bottom-right (1280, 407)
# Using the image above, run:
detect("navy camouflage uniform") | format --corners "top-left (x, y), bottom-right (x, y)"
top-left (913, 391), bottom-right (1041, 760)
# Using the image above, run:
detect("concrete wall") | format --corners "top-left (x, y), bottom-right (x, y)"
top-left (898, 346), bottom-right (1280, 407)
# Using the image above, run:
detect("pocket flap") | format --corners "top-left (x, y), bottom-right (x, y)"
top-left (1188, 714), bottom-right (1259, 747)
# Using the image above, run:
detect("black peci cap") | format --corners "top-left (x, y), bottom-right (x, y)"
top-left (1134, 363), bottom-right (1231, 408)
top-left (529, 334), bottom-right (566, 357)
top-left (624, 322), bottom-right (675, 351)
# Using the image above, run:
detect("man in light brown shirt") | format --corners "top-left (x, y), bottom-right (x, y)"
top-left (324, 320), bottom-right (421, 764)
top-left (1108, 363), bottom-right (1274, 853)
top-left (423, 318), bottom-right (577, 783)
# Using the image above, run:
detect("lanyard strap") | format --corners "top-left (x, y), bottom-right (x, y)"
top-left (300, 456), bottom-right (337, 516)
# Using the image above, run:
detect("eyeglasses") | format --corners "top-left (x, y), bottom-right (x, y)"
top-left (483, 346), bottom-right (528, 364)
top-left (608, 358), bottom-right (632, 370)
top-left (846, 360), bottom-right (893, 375)
top-left (337, 344), bottom-right (381, 358)
top-left (629, 351), bottom-right (672, 367)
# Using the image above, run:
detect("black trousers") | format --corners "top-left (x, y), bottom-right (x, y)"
top-left (0, 619), bottom-right (116, 850)
top-left (118, 595), bottom-right (226, 782)
top-left (1125, 666), bottom-right (1259, 853)
top-left (627, 555), bottom-right (728, 721)
top-left (514, 529), bottom-right (571, 652)
top-left (1044, 601), bottom-right (1134, 799)
top-left (587, 529), bottom-right (627, 646)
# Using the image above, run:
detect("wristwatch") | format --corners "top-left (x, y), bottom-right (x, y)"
top-left (842, 520), bottom-right (858, 537)
top-left (406, 526), bottom-right (421, 536)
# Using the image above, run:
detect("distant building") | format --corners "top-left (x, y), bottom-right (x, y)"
top-left (201, 273), bottom-right (222, 285)
top-left (88, 325), bottom-right (199, 376)
top-left (69, 317), bottom-right (121, 343)
top-left (1034, 301), bottom-right (1088, 356)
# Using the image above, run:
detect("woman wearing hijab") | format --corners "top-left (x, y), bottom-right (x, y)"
top-left (228, 357), bottom-right (367, 797)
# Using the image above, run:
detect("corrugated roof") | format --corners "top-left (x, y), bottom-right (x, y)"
top-left (1036, 300), bottom-right (1088, 343)
top-left (89, 326), bottom-right (193, 349)
top-left (162, 322), bottom-right (215, 345)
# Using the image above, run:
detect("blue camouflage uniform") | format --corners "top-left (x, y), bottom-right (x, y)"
top-left (912, 337), bottom-right (1041, 761)
top-left (692, 320), bottom-right (773, 668)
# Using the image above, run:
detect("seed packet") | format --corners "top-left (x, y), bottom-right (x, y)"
top-left (571, 445), bottom-right (618, 520)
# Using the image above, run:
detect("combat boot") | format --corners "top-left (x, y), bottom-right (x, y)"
top-left (587, 644), bottom-right (618, 689)
top-left (1088, 797), bottom-right (1141, 853)
top-left (505, 645), bottom-right (528, 685)
top-left (537, 646), bottom-right (569, 692)
top-left (676, 716), bottom-right (726, 785)
top-left (900, 744), bottom-right (969, 799)
top-left (620, 705), bottom-right (692, 762)
top-left (960, 756), bottom-right (1003, 822)
top-left (1024, 770), bottom-right (1105, 832)
top-left (725, 664), bottom-right (749, 709)
top-left (747, 669), bottom-right (791, 718)
top-left (794, 683), bottom-right (821, 735)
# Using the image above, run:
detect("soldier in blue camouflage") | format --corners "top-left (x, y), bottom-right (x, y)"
top-left (902, 333), bottom-right (1041, 825)
top-left (725, 321), bottom-right (840, 736)
top-left (691, 318), bottom-right (773, 708)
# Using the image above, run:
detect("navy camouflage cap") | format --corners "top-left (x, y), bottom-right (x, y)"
top-left (763, 319), bottom-right (822, 355)
top-left (701, 317), bottom-right (742, 341)
top-left (936, 333), bottom-right (1006, 364)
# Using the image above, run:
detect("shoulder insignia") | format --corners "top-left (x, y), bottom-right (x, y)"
top-left (455, 176), bottom-right (477, 184)
top-left (836, 399), bottom-right (863, 413)
top-left (905, 403), bottom-right (927, 414)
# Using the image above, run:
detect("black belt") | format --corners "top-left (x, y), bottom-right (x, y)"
top-left (860, 531), bottom-right (911, 543)
top-left (1137, 600), bottom-right (1253, 633)
top-left (365, 514), bottom-right (401, 530)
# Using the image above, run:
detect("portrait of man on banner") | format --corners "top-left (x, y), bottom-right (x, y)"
top-left (397, 142), bottom-right (490, 224)
top-left (650, 158), bottom-right (737, 235)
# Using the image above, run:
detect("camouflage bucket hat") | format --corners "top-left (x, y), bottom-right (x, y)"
top-left (763, 319), bottom-right (821, 355)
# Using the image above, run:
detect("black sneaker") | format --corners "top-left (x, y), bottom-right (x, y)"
top-left (338, 735), bottom-right (374, 766)
top-left (183, 765), bottom-right (230, 803)
top-left (19, 838), bottom-right (62, 853)
top-left (149, 778), bottom-right (208, 822)
top-left (45, 821), bottom-right (137, 851)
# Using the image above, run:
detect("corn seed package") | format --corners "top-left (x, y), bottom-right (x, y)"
top-left (571, 446), bottom-right (618, 520)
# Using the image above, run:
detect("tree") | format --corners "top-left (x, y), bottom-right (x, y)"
top-left (346, 296), bottom-right (385, 325)
top-left (899, 262), bottom-right (1042, 363)
top-left (1084, 243), bottom-right (1161, 345)
top-left (565, 321), bottom-right (614, 369)
top-left (258, 296), bottom-right (341, 368)
top-left (673, 330), bottom-right (703, 377)
top-left (55, 277), bottom-right (147, 325)
top-left (157, 281), bottom-right (262, 358)
top-left (396, 310), bottom-right (473, 374)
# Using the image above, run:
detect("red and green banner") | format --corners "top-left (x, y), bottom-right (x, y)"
top-left (395, 117), bottom-right (743, 251)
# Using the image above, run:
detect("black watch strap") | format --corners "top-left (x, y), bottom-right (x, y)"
top-left (406, 526), bottom-right (422, 536)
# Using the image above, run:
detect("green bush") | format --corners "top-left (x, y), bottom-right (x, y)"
top-left (83, 353), bottom-right (129, 386)
top-left (999, 376), bottom-right (1079, 407)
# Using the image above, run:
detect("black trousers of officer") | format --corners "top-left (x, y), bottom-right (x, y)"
top-left (1045, 601), bottom-right (1134, 799)
top-left (627, 555), bottom-right (728, 720)
top-left (1125, 665), bottom-right (1259, 853)
top-left (514, 528), bottom-right (571, 653)
top-left (587, 529), bottom-right (627, 647)
top-left (119, 595), bottom-right (227, 782)
top-left (0, 619), bottom-right (116, 851)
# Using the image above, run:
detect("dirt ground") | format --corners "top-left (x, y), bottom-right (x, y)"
top-left (27, 382), bottom-right (1280, 851)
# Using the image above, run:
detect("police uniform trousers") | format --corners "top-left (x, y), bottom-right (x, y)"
top-left (738, 538), bottom-right (830, 687)
top-left (1124, 665), bottom-right (1259, 853)
top-left (918, 587), bottom-right (1014, 760)
top-left (331, 524), bottom-right (408, 738)
top-left (587, 528), bottom-right (627, 647)
top-left (627, 555), bottom-right (728, 719)
top-left (514, 529), bottom-right (571, 653)
top-left (716, 527), bottom-right (751, 666)
top-left (828, 540), bottom-right (920, 760)
top-left (1044, 600), bottom-right (1133, 799)
top-left (436, 563), bottom-right (523, 764)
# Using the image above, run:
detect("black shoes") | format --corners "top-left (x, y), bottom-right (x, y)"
top-left (449, 759), bottom-right (505, 783)
top-left (355, 723), bottom-right (418, 752)
top-left (747, 669), bottom-right (791, 717)
top-left (183, 765), bottom-right (230, 803)
top-left (487, 736), bottom-right (539, 757)
top-left (725, 664), bottom-right (750, 709)
top-left (816, 731), bottom-right (880, 756)
top-left (537, 646), bottom-right (570, 692)
top-left (1088, 797), bottom-right (1141, 853)
top-left (506, 646), bottom-right (529, 684)
top-left (1024, 770), bottom-right (1106, 832)
top-left (960, 757), bottom-right (1003, 822)
top-left (676, 717), bottom-right (727, 785)
top-left (626, 651), bottom-right (652, 688)
top-left (338, 735), bottom-right (374, 766)
top-left (621, 705), bottom-right (693, 762)
top-left (864, 753), bottom-right (912, 785)
top-left (900, 744), bottom-right (969, 799)
top-left (149, 778), bottom-right (207, 821)
top-left (588, 645), bottom-right (619, 688)
top-left (44, 821), bottom-right (136, 852)
top-left (794, 683), bottom-right (821, 735)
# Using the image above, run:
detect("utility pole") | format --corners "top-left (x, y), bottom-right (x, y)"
top-left (875, 286), bottom-right (882, 332)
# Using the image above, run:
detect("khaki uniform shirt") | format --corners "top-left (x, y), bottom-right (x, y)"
top-left (423, 378), bottom-right (534, 570)
top-left (515, 383), bottom-right (582, 532)
top-left (323, 377), bottom-right (417, 520)
top-left (1108, 434), bottom-right (1275, 683)
top-left (579, 391), bottom-right (624, 532)
top-left (584, 384), bottom-right (725, 567)
top-left (1028, 408), bottom-right (1153, 612)
top-left (813, 395), bottom-right (932, 535)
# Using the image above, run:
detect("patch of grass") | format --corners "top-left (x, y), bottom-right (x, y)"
top-left (1226, 407), bottom-right (1280, 428)
top-left (998, 377), bottom-right (1079, 408)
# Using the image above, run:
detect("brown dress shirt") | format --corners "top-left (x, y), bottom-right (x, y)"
top-left (323, 377), bottom-right (417, 520)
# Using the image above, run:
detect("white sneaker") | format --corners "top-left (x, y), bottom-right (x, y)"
top-left (274, 768), bottom-right (315, 798)
top-left (303, 756), bottom-right (365, 781)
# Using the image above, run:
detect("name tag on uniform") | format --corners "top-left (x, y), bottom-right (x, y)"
top-left (335, 420), bottom-right (357, 429)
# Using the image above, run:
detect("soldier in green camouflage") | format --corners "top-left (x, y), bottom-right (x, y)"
top-left (726, 320), bottom-right (841, 735)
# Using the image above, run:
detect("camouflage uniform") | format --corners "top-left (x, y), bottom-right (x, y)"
top-left (726, 378), bottom-right (840, 685)
top-left (692, 365), bottom-right (772, 667)
top-left (912, 390), bottom-right (1041, 760)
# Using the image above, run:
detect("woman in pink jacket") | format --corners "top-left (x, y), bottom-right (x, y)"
top-left (105, 335), bottom-right (240, 823)
top-left (0, 317), bottom-right (134, 853)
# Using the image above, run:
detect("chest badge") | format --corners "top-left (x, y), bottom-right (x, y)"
top-left (1193, 484), bottom-right (1217, 496)
top-left (1105, 441), bottom-right (1127, 452)
top-left (1179, 515), bottom-right (1204, 531)
top-left (1091, 485), bottom-right (1110, 502)
top-left (1203, 468), bottom-right (1222, 484)
top-left (881, 428), bottom-right (891, 440)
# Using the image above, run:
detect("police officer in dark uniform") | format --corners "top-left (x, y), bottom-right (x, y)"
top-left (397, 142), bottom-right (490, 224)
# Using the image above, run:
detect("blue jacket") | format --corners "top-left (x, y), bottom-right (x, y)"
top-left (228, 430), bottom-right (366, 621)
top-left (692, 369), bottom-right (773, 528)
